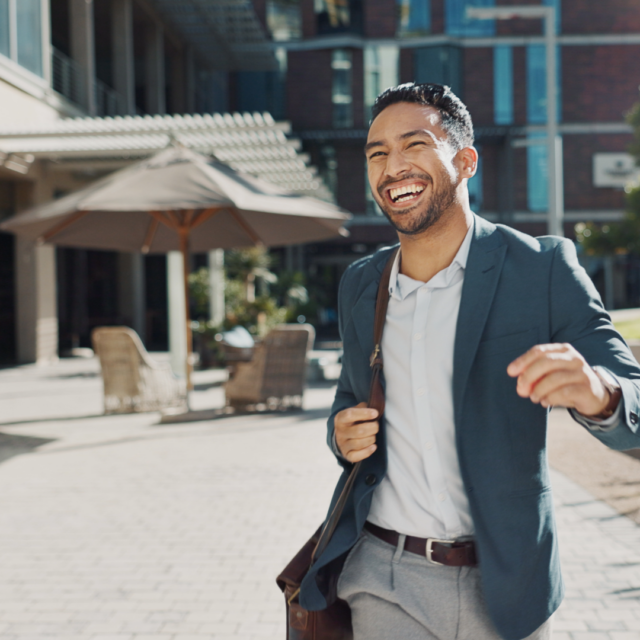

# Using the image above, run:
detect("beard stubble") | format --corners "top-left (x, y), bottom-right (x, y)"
top-left (376, 170), bottom-right (458, 236)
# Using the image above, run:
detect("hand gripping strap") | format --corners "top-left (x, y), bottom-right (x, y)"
top-left (311, 247), bottom-right (399, 565)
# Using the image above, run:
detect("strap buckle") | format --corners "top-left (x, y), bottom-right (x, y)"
top-left (425, 538), bottom-right (454, 565)
top-left (369, 344), bottom-right (380, 368)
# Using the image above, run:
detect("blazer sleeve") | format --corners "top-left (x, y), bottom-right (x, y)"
top-left (549, 238), bottom-right (640, 450)
top-left (326, 264), bottom-right (359, 469)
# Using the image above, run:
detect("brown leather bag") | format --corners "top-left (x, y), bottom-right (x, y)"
top-left (276, 248), bottom-right (398, 640)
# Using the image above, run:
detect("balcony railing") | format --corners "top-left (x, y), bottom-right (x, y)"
top-left (94, 79), bottom-right (127, 117)
top-left (51, 47), bottom-right (86, 108)
top-left (51, 47), bottom-right (127, 117)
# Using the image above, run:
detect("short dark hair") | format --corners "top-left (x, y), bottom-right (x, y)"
top-left (370, 82), bottom-right (474, 151)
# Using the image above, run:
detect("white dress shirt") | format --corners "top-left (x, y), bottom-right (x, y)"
top-left (367, 226), bottom-right (475, 540)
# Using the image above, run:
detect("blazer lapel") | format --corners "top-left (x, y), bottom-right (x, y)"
top-left (453, 216), bottom-right (507, 424)
top-left (351, 259), bottom-right (386, 360)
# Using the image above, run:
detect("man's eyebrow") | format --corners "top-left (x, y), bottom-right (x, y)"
top-left (399, 129), bottom-right (436, 142)
top-left (364, 140), bottom-right (384, 153)
top-left (364, 129), bottom-right (437, 154)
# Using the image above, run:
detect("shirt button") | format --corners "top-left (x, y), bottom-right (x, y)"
top-left (414, 333), bottom-right (422, 341)
top-left (417, 387), bottom-right (425, 396)
top-left (425, 442), bottom-right (433, 451)
top-left (438, 493), bottom-right (446, 502)
top-left (365, 474), bottom-right (377, 486)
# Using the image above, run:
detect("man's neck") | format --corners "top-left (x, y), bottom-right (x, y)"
top-left (398, 209), bottom-right (473, 283)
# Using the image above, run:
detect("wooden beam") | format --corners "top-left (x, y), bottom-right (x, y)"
top-left (141, 216), bottom-right (159, 254)
top-left (149, 210), bottom-right (179, 231)
top-left (229, 209), bottom-right (264, 247)
top-left (39, 210), bottom-right (89, 244)
top-left (190, 206), bottom-right (221, 230)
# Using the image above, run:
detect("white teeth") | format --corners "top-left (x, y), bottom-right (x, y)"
top-left (389, 184), bottom-right (425, 202)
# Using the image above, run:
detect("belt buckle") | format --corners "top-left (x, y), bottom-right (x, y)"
top-left (425, 538), bottom-right (454, 565)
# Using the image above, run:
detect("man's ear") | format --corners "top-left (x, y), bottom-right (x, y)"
top-left (456, 146), bottom-right (478, 179)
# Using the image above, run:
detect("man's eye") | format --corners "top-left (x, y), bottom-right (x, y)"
top-left (408, 141), bottom-right (426, 148)
top-left (368, 151), bottom-right (386, 159)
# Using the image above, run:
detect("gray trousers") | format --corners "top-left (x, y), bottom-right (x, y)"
top-left (337, 529), bottom-right (552, 640)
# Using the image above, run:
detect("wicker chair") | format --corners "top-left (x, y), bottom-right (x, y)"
top-left (224, 324), bottom-right (315, 410)
top-left (92, 326), bottom-right (187, 414)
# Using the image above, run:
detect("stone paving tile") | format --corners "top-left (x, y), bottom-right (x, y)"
top-left (2, 359), bottom-right (640, 639)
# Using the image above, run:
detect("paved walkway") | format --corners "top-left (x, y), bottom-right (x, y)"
top-left (0, 358), bottom-right (639, 639)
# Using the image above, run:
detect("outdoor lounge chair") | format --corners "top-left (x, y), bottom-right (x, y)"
top-left (92, 326), bottom-right (187, 414)
top-left (224, 324), bottom-right (315, 410)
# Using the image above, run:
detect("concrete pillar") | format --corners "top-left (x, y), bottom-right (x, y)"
top-left (70, 0), bottom-right (96, 115)
top-left (112, 0), bottom-right (135, 114)
top-left (145, 21), bottom-right (165, 115)
top-left (112, 0), bottom-right (143, 335)
top-left (185, 46), bottom-right (196, 114)
top-left (208, 249), bottom-right (224, 326)
top-left (167, 251), bottom-right (186, 377)
top-left (14, 166), bottom-right (58, 365)
top-left (117, 252), bottom-right (145, 341)
top-left (15, 239), bottom-right (58, 365)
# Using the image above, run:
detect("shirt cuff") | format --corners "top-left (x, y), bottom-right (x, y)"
top-left (569, 399), bottom-right (624, 433)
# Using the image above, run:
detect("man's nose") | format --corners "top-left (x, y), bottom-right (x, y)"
top-left (383, 149), bottom-right (411, 179)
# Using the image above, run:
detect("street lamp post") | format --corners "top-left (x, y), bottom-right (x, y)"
top-left (466, 5), bottom-right (563, 237)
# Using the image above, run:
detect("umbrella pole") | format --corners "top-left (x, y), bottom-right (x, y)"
top-left (179, 227), bottom-right (193, 408)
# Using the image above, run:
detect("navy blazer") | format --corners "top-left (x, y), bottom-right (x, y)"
top-left (299, 215), bottom-right (640, 640)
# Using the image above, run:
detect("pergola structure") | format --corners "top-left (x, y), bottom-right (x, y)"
top-left (0, 111), bottom-right (331, 201)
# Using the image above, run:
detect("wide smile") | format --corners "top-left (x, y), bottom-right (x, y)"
top-left (385, 182), bottom-right (427, 207)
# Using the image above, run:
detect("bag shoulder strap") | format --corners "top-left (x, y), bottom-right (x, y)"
top-left (310, 246), bottom-right (399, 565)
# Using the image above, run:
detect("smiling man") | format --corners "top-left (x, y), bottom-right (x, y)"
top-left (296, 83), bottom-right (640, 640)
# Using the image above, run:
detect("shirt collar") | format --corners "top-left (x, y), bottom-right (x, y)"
top-left (388, 223), bottom-right (474, 300)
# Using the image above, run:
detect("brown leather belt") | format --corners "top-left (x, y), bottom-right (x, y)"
top-left (364, 521), bottom-right (478, 567)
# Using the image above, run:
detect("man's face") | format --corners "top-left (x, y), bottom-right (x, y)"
top-left (365, 102), bottom-right (462, 236)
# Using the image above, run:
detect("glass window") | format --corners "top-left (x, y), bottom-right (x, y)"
top-left (468, 147), bottom-right (483, 211)
top-left (494, 45), bottom-right (513, 125)
top-left (0, 0), bottom-right (9, 58)
top-left (364, 45), bottom-right (399, 122)
top-left (315, 0), bottom-right (362, 35)
top-left (526, 44), bottom-right (561, 124)
top-left (445, 0), bottom-right (495, 37)
top-left (413, 46), bottom-right (463, 98)
top-left (397, 0), bottom-right (430, 36)
top-left (267, 0), bottom-right (302, 41)
top-left (527, 134), bottom-right (547, 212)
top-left (235, 49), bottom-right (286, 119)
top-left (332, 49), bottom-right (353, 129)
top-left (16, 0), bottom-right (42, 76)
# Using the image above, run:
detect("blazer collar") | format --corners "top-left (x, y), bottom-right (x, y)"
top-left (348, 214), bottom-right (507, 394)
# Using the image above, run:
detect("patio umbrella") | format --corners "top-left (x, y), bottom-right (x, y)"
top-left (0, 145), bottom-right (350, 396)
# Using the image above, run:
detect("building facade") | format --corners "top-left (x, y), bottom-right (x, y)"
top-left (0, 0), bottom-right (287, 365)
top-left (234, 0), bottom-right (640, 320)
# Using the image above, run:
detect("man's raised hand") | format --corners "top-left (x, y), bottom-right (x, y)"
top-left (507, 343), bottom-right (612, 417)
top-left (334, 402), bottom-right (379, 463)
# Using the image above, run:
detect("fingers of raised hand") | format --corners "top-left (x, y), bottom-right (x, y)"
top-left (508, 343), bottom-right (574, 379)
top-left (334, 404), bottom-right (380, 462)
top-left (335, 404), bottom-right (378, 429)
top-left (337, 419), bottom-right (379, 461)
top-left (509, 344), bottom-right (584, 398)
top-left (528, 368), bottom-right (588, 405)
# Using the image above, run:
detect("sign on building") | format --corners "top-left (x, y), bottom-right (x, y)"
top-left (593, 153), bottom-right (640, 188)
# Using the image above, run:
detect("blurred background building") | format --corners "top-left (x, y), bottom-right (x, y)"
top-left (1, 0), bottom-right (640, 365)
